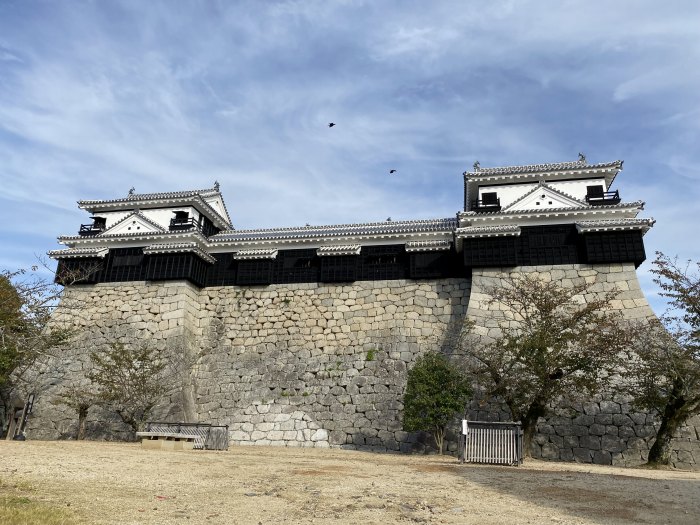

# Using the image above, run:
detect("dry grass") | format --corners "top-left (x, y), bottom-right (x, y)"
top-left (0, 440), bottom-right (698, 524)
top-left (0, 478), bottom-right (78, 525)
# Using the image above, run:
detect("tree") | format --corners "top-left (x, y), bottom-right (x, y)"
top-left (624, 253), bottom-right (700, 466)
top-left (87, 341), bottom-right (168, 433)
top-left (463, 273), bottom-right (633, 455)
top-left (0, 268), bottom-right (77, 431)
top-left (55, 382), bottom-right (99, 440)
top-left (403, 351), bottom-right (472, 454)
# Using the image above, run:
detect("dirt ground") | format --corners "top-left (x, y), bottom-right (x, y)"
top-left (1, 441), bottom-right (699, 525)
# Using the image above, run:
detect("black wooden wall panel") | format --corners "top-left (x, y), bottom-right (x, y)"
top-left (205, 253), bottom-right (237, 286)
top-left (271, 249), bottom-right (319, 284)
top-left (463, 236), bottom-right (519, 267)
top-left (462, 225), bottom-right (646, 268)
top-left (56, 228), bottom-right (648, 287)
top-left (409, 251), bottom-right (462, 279)
top-left (358, 245), bottom-right (407, 281)
top-left (145, 253), bottom-right (208, 287)
top-left (237, 259), bottom-right (273, 285)
top-left (520, 225), bottom-right (580, 265)
top-left (55, 258), bottom-right (103, 285)
top-left (583, 231), bottom-right (646, 266)
top-left (102, 248), bottom-right (148, 282)
top-left (319, 255), bottom-right (358, 282)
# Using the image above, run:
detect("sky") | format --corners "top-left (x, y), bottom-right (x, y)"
top-left (1, 0), bottom-right (698, 315)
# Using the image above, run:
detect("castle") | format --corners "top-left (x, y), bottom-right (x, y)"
top-left (28, 157), bottom-right (699, 468)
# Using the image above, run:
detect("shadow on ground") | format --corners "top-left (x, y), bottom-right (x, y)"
top-left (414, 459), bottom-right (699, 524)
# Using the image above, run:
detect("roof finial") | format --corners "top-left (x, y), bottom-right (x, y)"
top-left (473, 160), bottom-right (480, 171)
top-left (128, 186), bottom-right (135, 196)
top-left (578, 152), bottom-right (587, 164)
top-left (214, 180), bottom-right (220, 191)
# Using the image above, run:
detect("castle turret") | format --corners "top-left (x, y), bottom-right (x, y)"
top-left (457, 158), bottom-right (654, 267)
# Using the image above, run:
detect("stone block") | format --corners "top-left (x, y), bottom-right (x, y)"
top-left (553, 425), bottom-right (573, 437)
top-left (601, 435), bottom-right (625, 453)
top-left (230, 431), bottom-right (250, 441)
top-left (592, 450), bottom-right (612, 465)
top-left (541, 443), bottom-right (559, 460)
top-left (549, 435), bottom-right (563, 448)
top-left (572, 425), bottom-right (589, 437)
top-left (612, 413), bottom-right (632, 426)
top-left (599, 401), bottom-right (621, 414)
top-left (629, 412), bottom-right (648, 425)
top-left (538, 424), bottom-right (555, 435)
top-left (589, 424), bottom-right (606, 436)
top-left (594, 413), bottom-right (613, 425)
top-left (605, 426), bottom-right (618, 436)
top-left (534, 434), bottom-right (548, 446)
top-left (626, 437), bottom-right (646, 450)
top-left (562, 435), bottom-right (579, 449)
top-left (618, 426), bottom-right (636, 439)
top-left (582, 403), bottom-right (600, 416)
top-left (573, 448), bottom-right (592, 463)
top-left (572, 414), bottom-right (594, 426)
top-left (580, 435), bottom-right (601, 450)
top-left (635, 425), bottom-right (656, 438)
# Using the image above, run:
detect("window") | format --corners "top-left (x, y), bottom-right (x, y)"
top-left (586, 185), bottom-right (604, 198)
top-left (481, 192), bottom-right (498, 205)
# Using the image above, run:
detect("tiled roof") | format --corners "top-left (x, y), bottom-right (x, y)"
top-left (48, 247), bottom-right (110, 259)
top-left (232, 248), bottom-right (279, 260)
top-left (143, 243), bottom-right (216, 264)
top-left (212, 218), bottom-right (457, 242)
top-left (460, 200), bottom-right (644, 217)
top-left (79, 187), bottom-right (218, 205)
top-left (456, 225), bottom-right (522, 238)
top-left (58, 230), bottom-right (206, 243)
top-left (466, 159), bottom-right (622, 177)
top-left (575, 218), bottom-right (656, 233)
top-left (78, 186), bottom-right (232, 228)
top-left (405, 240), bottom-right (451, 252)
top-left (316, 245), bottom-right (362, 256)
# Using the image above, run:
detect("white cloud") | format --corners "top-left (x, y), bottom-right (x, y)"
top-left (0, 0), bottom-right (699, 309)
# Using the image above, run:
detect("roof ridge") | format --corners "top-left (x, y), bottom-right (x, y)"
top-left (467, 159), bottom-right (622, 177)
top-left (218, 217), bottom-right (458, 235)
top-left (79, 187), bottom-right (219, 205)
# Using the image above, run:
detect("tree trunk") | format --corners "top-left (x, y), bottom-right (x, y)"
top-left (77, 405), bottom-right (88, 440)
top-left (434, 427), bottom-right (445, 454)
top-left (521, 401), bottom-right (547, 458)
top-left (647, 379), bottom-right (686, 466)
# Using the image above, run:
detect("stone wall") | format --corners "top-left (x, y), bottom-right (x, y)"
top-left (24, 263), bottom-right (700, 469)
top-left (466, 264), bottom-right (700, 470)
top-left (27, 278), bottom-right (470, 453)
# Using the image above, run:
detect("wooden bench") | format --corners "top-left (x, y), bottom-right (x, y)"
top-left (136, 431), bottom-right (200, 451)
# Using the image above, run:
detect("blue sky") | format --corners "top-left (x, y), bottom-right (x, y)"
top-left (1, 0), bottom-right (698, 315)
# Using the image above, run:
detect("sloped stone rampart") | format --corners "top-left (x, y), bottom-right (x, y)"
top-left (467, 264), bottom-right (700, 470)
top-left (24, 264), bottom-right (700, 469)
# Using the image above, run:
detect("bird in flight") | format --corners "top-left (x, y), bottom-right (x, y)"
top-left (328, 122), bottom-right (336, 127)
top-left (389, 169), bottom-right (397, 174)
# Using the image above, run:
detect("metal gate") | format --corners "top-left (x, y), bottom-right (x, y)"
top-left (461, 420), bottom-right (523, 466)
